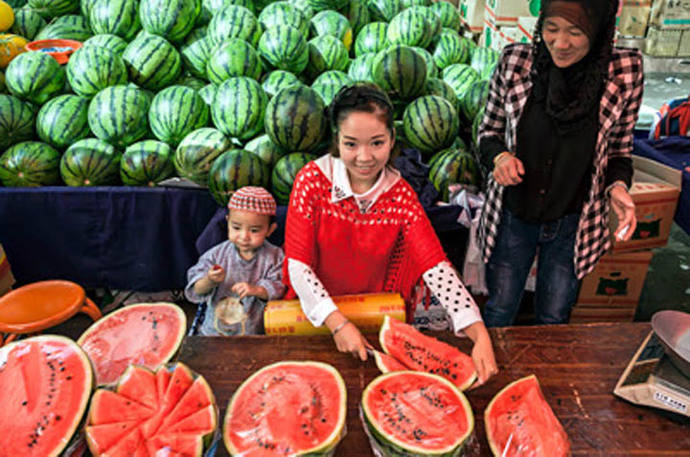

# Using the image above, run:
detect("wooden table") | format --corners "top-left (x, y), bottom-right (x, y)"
top-left (177, 323), bottom-right (690, 456)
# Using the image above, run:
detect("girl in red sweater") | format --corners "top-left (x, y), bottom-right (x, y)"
top-left (283, 83), bottom-right (497, 384)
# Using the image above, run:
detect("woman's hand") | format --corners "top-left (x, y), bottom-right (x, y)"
top-left (610, 185), bottom-right (637, 242)
top-left (493, 152), bottom-right (524, 186)
top-left (463, 322), bottom-right (498, 386)
top-left (325, 311), bottom-right (373, 361)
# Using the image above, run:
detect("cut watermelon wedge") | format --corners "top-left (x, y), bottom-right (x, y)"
top-left (485, 375), bottom-right (570, 457)
top-left (362, 371), bottom-right (474, 456)
top-left (0, 335), bottom-right (93, 457)
top-left (224, 361), bottom-right (347, 456)
top-left (85, 363), bottom-right (218, 457)
top-left (77, 303), bottom-right (187, 385)
top-left (379, 315), bottom-right (477, 390)
top-left (372, 349), bottom-right (408, 373)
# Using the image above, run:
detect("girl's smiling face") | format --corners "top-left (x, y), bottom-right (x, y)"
top-left (337, 109), bottom-right (394, 194)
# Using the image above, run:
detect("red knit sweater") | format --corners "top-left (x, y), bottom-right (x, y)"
top-left (283, 161), bottom-right (448, 318)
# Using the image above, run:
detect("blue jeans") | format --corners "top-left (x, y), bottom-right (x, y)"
top-left (483, 209), bottom-right (581, 327)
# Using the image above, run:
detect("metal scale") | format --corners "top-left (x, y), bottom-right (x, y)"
top-left (614, 310), bottom-right (690, 418)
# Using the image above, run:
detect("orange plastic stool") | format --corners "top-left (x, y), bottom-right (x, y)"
top-left (0, 280), bottom-right (102, 346)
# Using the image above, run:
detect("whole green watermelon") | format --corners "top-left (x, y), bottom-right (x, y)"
top-left (271, 152), bottom-right (316, 204)
top-left (0, 94), bottom-right (35, 151)
top-left (428, 147), bottom-right (480, 202)
top-left (88, 85), bottom-right (151, 148)
top-left (5, 51), bottom-right (65, 105)
top-left (208, 149), bottom-right (270, 206)
top-left (60, 138), bottom-right (122, 186)
top-left (211, 76), bottom-right (267, 141)
top-left (0, 141), bottom-right (61, 187)
top-left (264, 85), bottom-right (326, 152)
top-left (174, 127), bottom-right (231, 185)
top-left (149, 85), bottom-right (209, 146)
top-left (120, 140), bottom-right (176, 186)
top-left (67, 46), bottom-right (128, 98)
top-left (140, 0), bottom-right (201, 43)
top-left (36, 95), bottom-right (91, 149)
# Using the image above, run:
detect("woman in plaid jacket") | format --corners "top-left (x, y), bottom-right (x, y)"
top-left (477, 0), bottom-right (643, 326)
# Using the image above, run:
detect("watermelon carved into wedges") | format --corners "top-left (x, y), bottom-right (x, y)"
top-left (379, 315), bottom-right (477, 390)
top-left (223, 361), bottom-right (347, 456)
top-left (0, 335), bottom-right (93, 457)
top-left (485, 375), bottom-right (570, 457)
top-left (77, 302), bottom-right (187, 385)
top-left (362, 371), bottom-right (474, 457)
top-left (85, 363), bottom-right (218, 457)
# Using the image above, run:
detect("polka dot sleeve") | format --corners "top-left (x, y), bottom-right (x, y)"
top-left (422, 261), bottom-right (482, 335)
top-left (287, 258), bottom-right (338, 327)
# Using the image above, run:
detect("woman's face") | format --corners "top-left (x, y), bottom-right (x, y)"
top-left (542, 16), bottom-right (591, 68)
top-left (337, 109), bottom-right (394, 193)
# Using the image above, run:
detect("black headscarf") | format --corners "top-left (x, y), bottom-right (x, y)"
top-left (531, 0), bottom-right (619, 134)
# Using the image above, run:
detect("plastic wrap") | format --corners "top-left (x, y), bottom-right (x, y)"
top-left (223, 361), bottom-right (347, 456)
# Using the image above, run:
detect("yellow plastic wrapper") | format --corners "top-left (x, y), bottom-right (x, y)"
top-left (264, 293), bottom-right (406, 335)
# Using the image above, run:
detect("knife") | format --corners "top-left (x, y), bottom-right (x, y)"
top-left (501, 433), bottom-right (514, 457)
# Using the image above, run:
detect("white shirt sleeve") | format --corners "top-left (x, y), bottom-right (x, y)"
top-left (287, 258), bottom-right (338, 327)
top-left (422, 261), bottom-right (482, 335)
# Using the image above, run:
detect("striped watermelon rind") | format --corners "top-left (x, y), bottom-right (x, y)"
top-left (373, 44), bottom-right (427, 100)
top-left (5, 51), bottom-right (66, 105)
top-left (180, 27), bottom-right (214, 80)
top-left (36, 94), bottom-right (91, 149)
top-left (310, 10), bottom-right (352, 51)
top-left (271, 152), bottom-right (316, 205)
top-left (27, 0), bottom-right (79, 19)
top-left (428, 147), bottom-right (480, 202)
top-left (199, 83), bottom-right (216, 106)
top-left (89, 0), bottom-right (142, 41)
top-left (306, 34), bottom-right (349, 79)
top-left (432, 29), bottom-right (471, 71)
top-left (60, 138), bottom-right (122, 186)
top-left (206, 38), bottom-right (263, 85)
top-left (424, 77), bottom-right (457, 106)
top-left (459, 79), bottom-right (489, 123)
top-left (211, 76), bottom-right (267, 141)
top-left (367, 0), bottom-right (400, 22)
top-left (174, 127), bottom-right (231, 185)
top-left (120, 140), bottom-right (175, 186)
top-left (9, 7), bottom-right (47, 40)
top-left (411, 46), bottom-right (438, 79)
top-left (122, 32), bottom-right (182, 91)
top-left (261, 70), bottom-right (302, 98)
top-left (208, 148), bottom-right (270, 206)
top-left (139, 0), bottom-right (201, 43)
top-left (88, 85), bottom-right (151, 148)
top-left (354, 21), bottom-right (387, 58)
top-left (264, 85), bottom-right (326, 152)
top-left (244, 133), bottom-right (286, 168)
top-left (429, 0), bottom-right (461, 32)
top-left (0, 141), bottom-right (61, 186)
top-left (403, 94), bottom-right (459, 154)
top-left (258, 25), bottom-right (309, 75)
top-left (34, 15), bottom-right (93, 41)
top-left (313, 70), bottom-right (351, 87)
top-left (348, 52), bottom-right (377, 83)
top-left (0, 94), bottom-right (35, 150)
top-left (66, 46), bottom-right (128, 98)
top-left (149, 85), bottom-right (210, 146)
top-left (442, 63), bottom-right (480, 102)
top-left (387, 9), bottom-right (428, 48)
top-left (207, 5), bottom-right (262, 48)
top-left (258, 1), bottom-right (308, 36)
top-left (81, 34), bottom-right (129, 56)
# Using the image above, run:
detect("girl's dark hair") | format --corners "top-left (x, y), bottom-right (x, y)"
top-left (532, 0), bottom-right (618, 80)
top-left (326, 83), bottom-right (401, 162)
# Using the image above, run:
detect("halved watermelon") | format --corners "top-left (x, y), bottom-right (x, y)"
top-left (0, 335), bottom-right (93, 457)
top-left (362, 371), bottom-right (474, 457)
top-left (485, 375), bottom-right (570, 457)
top-left (379, 315), bottom-right (477, 390)
top-left (85, 363), bottom-right (218, 457)
top-left (373, 349), bottom-right (408, 373)
top-left (224, 361), bottom-right (347, 456)
top-left (77, 302), bottom-right (187, 385)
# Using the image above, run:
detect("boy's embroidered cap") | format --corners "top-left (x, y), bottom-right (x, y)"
top-left (227, 186), bottom-right (277, 215)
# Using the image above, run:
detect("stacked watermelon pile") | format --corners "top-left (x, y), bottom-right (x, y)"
top-left (0, 0), bottom-right (498, 204)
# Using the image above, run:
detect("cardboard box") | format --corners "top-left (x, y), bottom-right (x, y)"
top-left (617, 0), bottom-right (652, 37)
top-left (645, 26), bottom-right (682, 56)
top-left (460, 0), bottom-right (485, 33)
top-left (0, 244), bottom-right (15, 297)
top-left (649, 0), bottom-right (690, 29)
top-left (481, 15), bottom-right (500, 49)
top-left (679, 29), bottom-right (690, 56)
top-left (517, 16), bottom-right (537, 43)
top-left (611, 156), bottom-right (682, 253)
top-left (576, 250), bottom-right (653, 306)
top-left (485, 0), bottom-right (536, 26)
top-left (499, 26), bottom-right (521, 46)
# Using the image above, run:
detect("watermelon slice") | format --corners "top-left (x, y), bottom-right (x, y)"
top-left (85, 363), bottom-right (218, 457)
top-left (372, 349), bottom-right (408, 373)
top-left (77, 302), bottom-right (187, 385)
top-left (0, 335), bottom-right (93, 457)
top-left (362, 371), bottom-right (474, 456)
top-left (379, 315), bottom-right (477, 390)
top-left (224, 361), bottom-right (347, 456)
top-left (485, 375), bottom-right (570, 457)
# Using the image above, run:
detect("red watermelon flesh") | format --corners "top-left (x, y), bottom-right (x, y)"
top-left (0, 335), bottom-right (93, 457)
top-left (485, 375), bottom-right (570, 457)
top-left (224, 361), bottom-right (347, 456)
top-left (86, 363), bottom-right (217, 457)
top-left (373, 349), bottom-right (408, 373)
top-left (379, 315), bottom-right (477, 390)
top-left (77, 303), bottom-right (187, 385)
top-left (362, 371), bottom-right (474, 455)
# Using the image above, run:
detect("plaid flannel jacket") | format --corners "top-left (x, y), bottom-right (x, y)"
top-left (477, 43), bottom-right (644, 279)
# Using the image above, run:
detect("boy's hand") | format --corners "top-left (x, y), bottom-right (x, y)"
top-left (207, 265), bottom-right (225, 283)
top-left (231, 282), bottom-right (257, 299)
